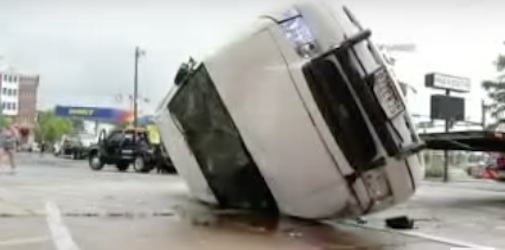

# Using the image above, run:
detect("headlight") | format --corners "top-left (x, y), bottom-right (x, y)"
top-left (279, 9), bottom-right (319, 58)
top-left (362, 169), bottom-right (392, 201)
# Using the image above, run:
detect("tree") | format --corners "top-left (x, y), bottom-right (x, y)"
top-left (34, 110), bottom-right (73, 143)
top-left (482, 54), bottom-right (505, 118)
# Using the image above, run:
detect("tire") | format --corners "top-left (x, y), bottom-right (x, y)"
top-left (116, 161), bottom-right (130, 172)
top-left (133, 155), bottom-right (152, 173)
top-left (89, 152), bottom-right (104, 170)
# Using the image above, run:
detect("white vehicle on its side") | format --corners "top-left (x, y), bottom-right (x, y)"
top-left (154, 0), bottom-right (424, 219)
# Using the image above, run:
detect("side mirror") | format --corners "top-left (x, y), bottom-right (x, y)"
top-left (174, 63), bottom-right (190, 86)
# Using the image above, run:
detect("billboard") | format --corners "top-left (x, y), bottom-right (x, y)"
top-left (430, 95), bottom-right (465, 121)
top-left (54, 106), bottom-right (132, 122)
top-left (425, 73), bottom-right (470, 93)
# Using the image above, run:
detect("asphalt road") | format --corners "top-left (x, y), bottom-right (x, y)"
top-left (0, 153), bottom-right (502, 249)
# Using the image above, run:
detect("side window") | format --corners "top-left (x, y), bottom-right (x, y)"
top-left (107, 131), bottom-right (123, 144)
top-left (123, 133), bottom-right (134, 146)
top-left (138, 133), bottom-right (150, 145)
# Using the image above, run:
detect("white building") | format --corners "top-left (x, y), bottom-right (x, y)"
top-left (0, 69), bottom-right (20, 117)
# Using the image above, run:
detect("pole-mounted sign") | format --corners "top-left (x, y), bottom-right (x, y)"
top-left (425, 73), bottom-right (471, 93)
top-left (425, 72), bottom-right (470, 183)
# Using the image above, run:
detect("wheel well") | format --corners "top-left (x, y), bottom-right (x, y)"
top-left (89, 149), bottom-right (99, 156)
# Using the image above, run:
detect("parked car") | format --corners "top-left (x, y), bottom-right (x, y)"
top-left (61, 136), bottom-right (81, 158)
top-left (72, 133), bottom-right (98, 160)
top-left (466, 161), bottom-right (492, 179)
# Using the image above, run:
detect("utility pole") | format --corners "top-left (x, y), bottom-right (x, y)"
top-left (133, 47), bottom-right (146, 127)
top-left (133, 46), bottom-right (145, 141)
top-left (443, 89), bottom-right (451, 182)
top-left (481, 100), bottom-right (487, 129)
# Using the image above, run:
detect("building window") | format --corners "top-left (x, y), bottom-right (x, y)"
top-left (8, 76), bottom-right (12, 82)
top-left (3, 75), bottom-right (6, 81)
top-left (12, 103), bottom-right (16, 110)
top-left (2, 88), bottom-right (5, 95)
top-left (13, 89), bottom-right (17, 96)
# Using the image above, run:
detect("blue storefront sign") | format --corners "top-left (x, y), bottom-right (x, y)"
top-left (54, 106), bottom-right (132, 122)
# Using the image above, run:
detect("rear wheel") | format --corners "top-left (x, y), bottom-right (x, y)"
top-left (116, 161), bottom-right (130, 172)
top-left (133, 155), bottom-right (153, 173)
top-left (89, 152), bottom-right (104, 170)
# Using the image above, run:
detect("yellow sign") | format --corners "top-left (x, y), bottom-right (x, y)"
top-left (68, 109), bottom-right (94, 116)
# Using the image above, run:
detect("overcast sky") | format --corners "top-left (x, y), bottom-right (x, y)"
top-left (0, 0), bottom-right (504, 122)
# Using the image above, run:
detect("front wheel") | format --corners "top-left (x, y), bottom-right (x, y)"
top-left (116, 161), bottom-right (130, 172)
top-left (89, 152), bottom-right (104, 170)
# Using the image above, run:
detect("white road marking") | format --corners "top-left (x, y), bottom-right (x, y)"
top-left (333, 220), bottom-right (495, 249)
top-left (45, 201), bottom-right (81, 250)
top-left (400, 231), bottom-right (494, 249)
top-left (0, 236), bottom-right (50, 246)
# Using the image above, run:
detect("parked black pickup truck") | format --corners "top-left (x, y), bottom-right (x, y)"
top-left (88, 128), bottom-right (174, 173)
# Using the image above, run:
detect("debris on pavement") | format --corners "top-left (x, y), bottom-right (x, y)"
top-left (385, 216), bottom-right (414, 229)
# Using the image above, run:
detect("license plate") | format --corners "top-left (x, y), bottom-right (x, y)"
top-left (373, 68), bottom-right (405, 118)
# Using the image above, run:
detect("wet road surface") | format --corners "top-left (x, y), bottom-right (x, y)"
top-left (0, 153), bottom-right (500, 249)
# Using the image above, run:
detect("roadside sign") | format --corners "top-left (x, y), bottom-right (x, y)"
top-left (54, 105), bottom-right (132, 122)
top-left (425, 73), bottom-right (471, 93)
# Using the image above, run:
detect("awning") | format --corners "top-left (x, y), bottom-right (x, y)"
top-left (420, 131), bottom-right (505, 152)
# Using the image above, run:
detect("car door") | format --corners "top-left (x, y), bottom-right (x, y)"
top-left (103, 131), bottom-right (124, 161)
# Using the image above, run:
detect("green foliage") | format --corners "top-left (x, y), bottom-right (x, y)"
top-left (482, 54), bottom-right (505, 117)
top-left (34, 110), bottom-right (73, 143)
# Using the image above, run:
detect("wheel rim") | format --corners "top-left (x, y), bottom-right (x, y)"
top-left (134, 157), bottom-right (144, 171)
top-left (91, 155), bottom-right (101, 168)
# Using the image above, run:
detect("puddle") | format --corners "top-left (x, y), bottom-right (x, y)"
top-left (170, 202), bottom-right (399, 249)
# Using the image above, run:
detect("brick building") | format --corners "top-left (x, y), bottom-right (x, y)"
top-left (15, 74), bottom-right (39, 127)
top-left (0, 71), bottom-right (39, 125)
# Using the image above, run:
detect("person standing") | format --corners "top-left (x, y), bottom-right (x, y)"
top-left (39, 140), bottom-right (46, 157)
top-left (1, 126), bottom-right (17, 174)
